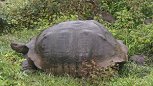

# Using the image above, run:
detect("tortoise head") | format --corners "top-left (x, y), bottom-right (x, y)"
top-left (10, 42), bottom-right (29, 55)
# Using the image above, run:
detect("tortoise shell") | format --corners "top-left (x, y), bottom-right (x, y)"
top-left (11, 20), bottom-right (128, 76)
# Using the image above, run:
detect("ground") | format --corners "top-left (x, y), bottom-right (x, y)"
top-left (1, 28), bottom-right (153, 86)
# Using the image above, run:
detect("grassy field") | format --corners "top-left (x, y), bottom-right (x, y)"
top-left (1, 26), bottom-right (153, 86)
top-left (1, 0), bottom-right (153, 85)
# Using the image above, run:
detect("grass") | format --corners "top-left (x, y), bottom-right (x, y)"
top-left (1, 0), bottom-right (153, 85)
top-left (1, 25), bottom-right (153, 86)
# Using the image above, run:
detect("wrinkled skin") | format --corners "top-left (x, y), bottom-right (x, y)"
top-left (22, 57), bottom-right (37, 70)
top-left (11, 42), bottom-right (37, 71)
top-left (10, 43), bottom-right (29, 54)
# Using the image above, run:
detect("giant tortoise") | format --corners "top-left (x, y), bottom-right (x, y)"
top-left (11, 20), bottom-right (128, 76)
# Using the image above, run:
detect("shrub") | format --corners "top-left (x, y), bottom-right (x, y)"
top-left (1, 0), bottom-right (152, 30)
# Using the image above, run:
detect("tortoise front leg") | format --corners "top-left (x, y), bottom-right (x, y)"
top-left (22, 58), bottom-right (38, 72)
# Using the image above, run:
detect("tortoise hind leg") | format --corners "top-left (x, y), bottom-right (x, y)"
top-left (118, 62), bottom-right (126, 74)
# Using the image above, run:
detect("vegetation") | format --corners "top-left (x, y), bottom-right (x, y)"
top-left (0, 0), bottom-right (153, 86)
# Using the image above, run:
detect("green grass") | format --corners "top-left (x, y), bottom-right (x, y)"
top-left (1, 26), bottom-right (153, 86)
top-left (1, 0), bottom-right (153, 85)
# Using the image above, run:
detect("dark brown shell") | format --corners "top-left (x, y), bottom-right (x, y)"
top-left (26, 20), bottom-right (128, 75)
